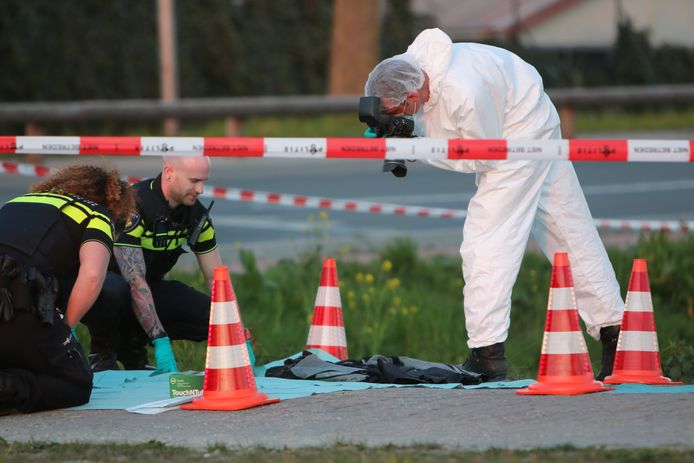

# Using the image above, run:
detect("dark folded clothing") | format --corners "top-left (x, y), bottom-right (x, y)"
top-left (266, 351), bottom-right (482, 385)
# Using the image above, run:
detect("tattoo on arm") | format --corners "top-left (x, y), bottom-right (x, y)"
top-left (114, 247), bottom-right (166, 340)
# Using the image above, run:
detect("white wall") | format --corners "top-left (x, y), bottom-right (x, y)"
top-left (524, 0), bottom-right (694, 48)
top-left (413, 0), bottom-right (694, 48)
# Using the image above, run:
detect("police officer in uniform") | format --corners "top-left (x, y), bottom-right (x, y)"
top-left (0, 165), bottom-right (134, 414)
top-left (82, 156), bottom-right (223, 372)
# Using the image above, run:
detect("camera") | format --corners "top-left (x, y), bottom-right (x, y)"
top-left (359, 96), bottom-right (415, 178)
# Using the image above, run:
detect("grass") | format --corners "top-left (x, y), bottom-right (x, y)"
top-left (134, 231), bottom-right (694, 382)
top-left (124, 107), bottom-right (694, 138)
top-left (1, 440), bottom-right (693, 463)
top-left (575, 107), bottom-right (694, 133)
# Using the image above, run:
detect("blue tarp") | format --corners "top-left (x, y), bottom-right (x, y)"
top-left (70, 350), bottom-right (693, 411)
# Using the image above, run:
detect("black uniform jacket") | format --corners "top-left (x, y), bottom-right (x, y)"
top-left (0, 192), bottom-right (114, 276)
top-left (114, 175), bottom-right (217, 281)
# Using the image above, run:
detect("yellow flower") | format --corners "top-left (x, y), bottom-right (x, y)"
top-left (319, 211), bottom-right (329, 222)
top-left (347, 291), bottom-right (356, 301)
top-left (388, 307), bottom-right (398, 316)
top-left (362, 293), bottom-right (370, 303)
top-left (381, 260), bottom-right (393, 272)
top-left (410, 305), bottom-right (418, 314)
top-left (393, 296), bottom-right (401, 306)
top-left (400, 307), bottom-right (409, 316)
top-left (386, 278), bottom-right (400, 290)
top-left (365, 273), bottom-right (374, 284)
top-left (355, 272), bottom-right (364, 282)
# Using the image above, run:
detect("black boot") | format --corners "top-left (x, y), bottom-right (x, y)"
top-left (117, 345), bottom-right (150, 370)
top-left (0, 372), bottom-right (20, 416)
top-left (596, 325), bottom-right (620, 381)
top-left (88, 335), bottom-right (119, 372)
top-left (88, 351), bottom-right (119, 372)
top-left (116, 330), bottom-right (152, 370)
top-left (462, 342), bottom-right (507, 382)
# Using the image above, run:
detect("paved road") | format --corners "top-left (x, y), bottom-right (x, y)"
top-left (0, 388), bottom-right (692, 450)
top-left (1, 131), bottom-right (692, 268)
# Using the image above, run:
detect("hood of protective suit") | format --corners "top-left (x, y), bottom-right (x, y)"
top-left (405, 28), bottom-right (561, 174)
top-left (406, 28), bottom-right (452, 111)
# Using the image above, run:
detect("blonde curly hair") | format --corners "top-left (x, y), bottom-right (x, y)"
top-left (31, 164), bottom-right (135, 228)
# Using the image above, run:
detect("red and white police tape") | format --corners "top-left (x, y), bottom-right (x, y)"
top-left (0, 136), bottom-right (693, 162)
top-left (1, 160), bottom-right (691, 233)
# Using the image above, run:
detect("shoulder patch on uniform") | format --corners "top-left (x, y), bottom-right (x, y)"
top-left (123, 212), bottom-right (141, 233)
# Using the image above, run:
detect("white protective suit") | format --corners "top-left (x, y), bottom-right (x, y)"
top-left (406, 29), bottom-right (624, 347)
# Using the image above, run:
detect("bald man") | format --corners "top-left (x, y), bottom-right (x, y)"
top-left (76, 156), bottom-right (223, 372)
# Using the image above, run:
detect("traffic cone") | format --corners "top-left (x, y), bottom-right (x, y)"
top-left (305, 258), bottom-right (349, 360)
top-left (604, 259), bottom-right (682, 385)
top-left (518, 252), bottom-right (614, 395)
top-left (182, 266), bottom-right (279, 411)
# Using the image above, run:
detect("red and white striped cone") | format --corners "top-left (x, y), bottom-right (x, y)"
top-left (182, 266), bottom-right (279, 411)
top-left (604, 259), bottom-right (682, 385)
top-left (518, 252), bottom-right (614, 395)
top-left (305, 258), bottom-right (349, 360)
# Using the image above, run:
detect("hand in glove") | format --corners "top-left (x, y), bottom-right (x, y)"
top-left (152, 336), bottom-right (179, 373)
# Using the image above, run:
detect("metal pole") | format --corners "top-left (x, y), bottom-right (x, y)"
top-left (157, 0), bottom-right (179, 135)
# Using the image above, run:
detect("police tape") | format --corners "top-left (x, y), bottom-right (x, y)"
top-left (0, 160), bottom-right (691, 233)
top-left (0, 136), bottom-right (693, 162)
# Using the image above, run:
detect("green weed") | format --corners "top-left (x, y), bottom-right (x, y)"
top-left (80, 233), bottom-right (693, 381)
top-left (1, 441), bottom-right (692, 463)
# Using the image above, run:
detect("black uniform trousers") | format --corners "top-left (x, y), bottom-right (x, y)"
top-left (0, 309), bottom-right (92, 413)
top-left (68, 271), bottom-right (211, 365)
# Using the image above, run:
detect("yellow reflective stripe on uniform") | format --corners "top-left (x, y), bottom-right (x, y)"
top-left (122, 223), bottom-right (145, 240)
top-left (10, 195), bottom-right (89, 224)
top-left (86, 216), bottom-right (113, 239)
top-left (8, 194), bottom-right (73, 209)
top-left (197, 222), bottom-right (215, 243)
top-left (9, 193), bottom-right (112, 238)
top-left (61, 203), bottom-right (89, 224)
top-left (63, 203), bottom-right (111, 228)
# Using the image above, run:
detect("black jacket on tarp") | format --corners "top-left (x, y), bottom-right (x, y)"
top-left (266, 351), bottom-right (482, 385)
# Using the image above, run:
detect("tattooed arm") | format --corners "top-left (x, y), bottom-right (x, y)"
top-left (114, 246), bottom-right (166, 340)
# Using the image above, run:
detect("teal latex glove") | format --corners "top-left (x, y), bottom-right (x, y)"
top-left (363, 127), bottom-right (378, 138)
top-left (246, 339), bottom-right (256, 368)
top-left (152, 336), bottom-right (179, 373)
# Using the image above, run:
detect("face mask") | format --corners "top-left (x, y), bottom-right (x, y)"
top-left (401, 102), bottom-right (427, 137)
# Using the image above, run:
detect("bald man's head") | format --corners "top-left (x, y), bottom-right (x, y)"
top-left (161, 156), bottom-right (211, 207)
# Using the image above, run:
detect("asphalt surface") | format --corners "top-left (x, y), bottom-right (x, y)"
top-left (1, 388), bottom-right (692, 450)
